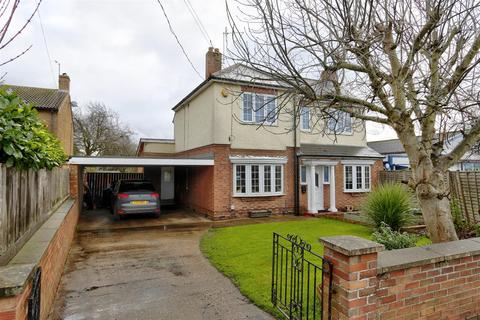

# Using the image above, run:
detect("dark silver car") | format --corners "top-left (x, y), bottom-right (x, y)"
top-left (111, 180), bottom-right (160, 218)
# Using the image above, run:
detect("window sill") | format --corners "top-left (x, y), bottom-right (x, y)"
top-left (240, 121), bottom-right (278, 127)
top-left (343, 189), bottom-right (371, 194)
top-left (326, 131), bottom-right (354, 136)
top-left (233, 193), bottom-right (285, 198)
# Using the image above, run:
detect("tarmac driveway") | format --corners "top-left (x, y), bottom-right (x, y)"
top-left (48, 226), bottom-right (273, 320)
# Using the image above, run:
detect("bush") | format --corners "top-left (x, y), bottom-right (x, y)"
top-left (372, 222), bottom-right (417, 250)
top-left (362, 183), bottom-right (413, 231)
top-left (0, 87), bottom-right (67, 170)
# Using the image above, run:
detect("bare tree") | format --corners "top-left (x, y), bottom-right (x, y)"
top-left (74, 102), bottom-right (136, 156)
top-left (0, 0), bottom-right (42, 70)
top-left (227, 0), bottom-right (480, 242)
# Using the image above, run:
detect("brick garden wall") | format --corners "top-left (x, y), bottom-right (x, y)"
top-left (0, 200), bottom-right (79, 320)
top-left (321, 236), bottom-right (480, 320)
top-left (37, 200), bottom-right (79, 319)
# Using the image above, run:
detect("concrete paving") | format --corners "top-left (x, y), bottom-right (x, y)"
top-left (48, 227), bottom-right (274, 320)
top-left (77, 208), bottom-right (212, 232)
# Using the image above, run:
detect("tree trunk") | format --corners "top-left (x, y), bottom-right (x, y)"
top-left (416, 193), bottom-right (458, 243)
top-left (413, 165), bottom-right (458, 243)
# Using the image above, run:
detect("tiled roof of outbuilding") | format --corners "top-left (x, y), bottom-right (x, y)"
top-left (4, 85), bottom-right (68, 111)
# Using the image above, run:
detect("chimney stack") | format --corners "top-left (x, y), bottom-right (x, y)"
top-left (205, 47), bottom-right (222, 79)
top-left (320, 69), bottom-right (337, 83)
top-left (59, 73), bottom-right (70, 91)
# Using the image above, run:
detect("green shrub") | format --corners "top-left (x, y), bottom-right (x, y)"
top-left (362, 183), bottom-right (413, 231)
top-left (0, 87), bottom-right (67, 170)
top-left (372, 222), bottom-right (417, 250)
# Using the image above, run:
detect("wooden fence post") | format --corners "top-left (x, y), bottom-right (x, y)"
top-left (0, 165), bottom-right (6, 252)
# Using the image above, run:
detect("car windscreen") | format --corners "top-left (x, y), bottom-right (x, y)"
top-left (119, 181), bottom-right (155, 192)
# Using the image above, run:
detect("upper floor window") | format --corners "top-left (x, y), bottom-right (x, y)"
top-left (300, 106), bottom-right (310, 131)
top-left (243, 93), bottom-right (277, 125)
top-left (327, 110), bottom-right (352, 134)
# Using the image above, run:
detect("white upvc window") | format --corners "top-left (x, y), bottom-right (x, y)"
top-left (300, 106), bottom-right (310, 131)
top-left (242, 92), bottom-right (277, 125)
top-left (233, 164), bottom-right (284, 197)
top-left (300, 165), bottom-right (307, 185)
top-left (327, 110), bottom-right (352, 134)
top-left (323, 166), bottom-right (330, 184)
top-left (344, 164), bottom-right (371, 192)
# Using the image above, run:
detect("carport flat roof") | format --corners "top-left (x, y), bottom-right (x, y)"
top-left (68, 156), bottom-right (214, 166)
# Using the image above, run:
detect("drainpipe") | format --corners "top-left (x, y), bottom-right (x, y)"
top-left (293, 105), bottom-right (300, 216)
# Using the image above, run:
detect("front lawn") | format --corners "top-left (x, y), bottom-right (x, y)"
top-left (200, 218), bottom-right (430, 317)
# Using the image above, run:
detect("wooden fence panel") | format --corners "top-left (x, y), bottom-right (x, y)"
top-left (0, 165), bottom-right (70, 262)
top-left (379, 170), bottom-right (480, 225)
top-left (86, 172), bottom-right (144, 206)
top-left (450, 171), bottom-right (480, 224)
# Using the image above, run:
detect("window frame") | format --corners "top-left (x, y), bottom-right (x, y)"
top-left (300, 106), bottom-right (311, 131)
top-left (300, 165), bottom-right (307, 185)
top-left (326, 110), bottom-right (353, 135)
top-left (242, 92), bottom-right (278, 126)
top-left (343, 164), bottom-right (371, 193)
top-left (233, 163), bottom-right (284, 197)
top-left (323, 166), bottom-right (330, 184)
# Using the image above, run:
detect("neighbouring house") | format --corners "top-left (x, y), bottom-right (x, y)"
top-left (137, 47), bottom-right (383, 219)
top-left (368, 133), bottom-right (480, 171)
top-left (5, 73), bottom-right (74, 156)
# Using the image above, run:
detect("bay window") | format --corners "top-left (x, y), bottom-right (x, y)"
top-left (344, 164), bottom-right (371, 192)
top-left (233, 163), bottom-right (284, 196)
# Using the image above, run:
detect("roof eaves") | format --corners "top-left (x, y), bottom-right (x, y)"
top-left (171, 75), bottom-right (291, 113)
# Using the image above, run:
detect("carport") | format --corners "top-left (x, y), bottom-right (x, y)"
top-left (68, 156), bottom-right (214, 226)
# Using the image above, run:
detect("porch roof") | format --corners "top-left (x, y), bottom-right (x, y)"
top-left (68, 156), bottom-right (214, 167)
top-left (299, 144), bottom-right (383, 159)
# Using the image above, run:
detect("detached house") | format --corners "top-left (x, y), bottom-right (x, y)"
top-left (5, 73), bottom-right (74, 156)
top-left (137, 48), bottom-right (383, 219)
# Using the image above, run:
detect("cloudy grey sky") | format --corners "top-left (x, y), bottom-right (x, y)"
top-left (2, 0), bottom-right (396, 142)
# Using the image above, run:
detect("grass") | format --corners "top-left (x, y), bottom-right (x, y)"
top-left (200, 218), bottom-right (430, 317)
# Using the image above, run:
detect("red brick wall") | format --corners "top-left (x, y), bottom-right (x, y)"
top-left (0, 200), bottom-right (79, 320)
top-left (140, 143), bottom-right (383, 218)
top-left (376, 256), bottom-right (480, 319)
top-left (323, 236), bottom-right (480, 320)
top-left (299, 159), bottom-right (383, 213)
top-left (332, 159), bottom-right (383, 212)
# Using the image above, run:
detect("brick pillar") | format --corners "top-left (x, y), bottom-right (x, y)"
top-left (321, 236), bottom-right (384, 320)
top-left (69, 164), bottom-right (80, 198)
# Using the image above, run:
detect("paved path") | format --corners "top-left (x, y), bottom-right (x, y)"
top-left (49, 227), bottom-right (273, 320)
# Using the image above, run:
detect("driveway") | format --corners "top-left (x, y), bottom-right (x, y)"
top-left (48, 226), bottom-right (273, 320)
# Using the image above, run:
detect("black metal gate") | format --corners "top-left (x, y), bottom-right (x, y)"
top-left (271, 233), bottom-right (333, 320)
top-left (28, 267), bottom-right (41, 320)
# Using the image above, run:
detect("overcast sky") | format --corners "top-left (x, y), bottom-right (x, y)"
top-left (2, 0), bottom-right (397, 142)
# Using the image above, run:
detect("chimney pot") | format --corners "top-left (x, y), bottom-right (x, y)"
top-left (205, 47), bottom-right (222, 79)
top-left (59, 73), bottom-right (70, 91)
top-left (321, 69), bottom-right (337, 82)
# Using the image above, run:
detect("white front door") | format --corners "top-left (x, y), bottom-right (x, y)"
top-left (160, 167), bottom-right (174, 200)
top-left (315, 166), bottom-right (324, 210)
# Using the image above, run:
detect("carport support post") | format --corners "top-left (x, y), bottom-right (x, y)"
top-left (69, 165), bottom-right (83, 199)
